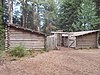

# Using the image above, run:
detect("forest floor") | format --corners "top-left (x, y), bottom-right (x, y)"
top-left (0, 47), bottom-right (100, 75)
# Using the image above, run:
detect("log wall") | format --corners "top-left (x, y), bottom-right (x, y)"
top-left (76, 32), bottom-right (98, 49)
top-left (5, 27), bottom-right (45, 50)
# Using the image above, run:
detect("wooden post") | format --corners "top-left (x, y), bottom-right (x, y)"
top-left (44, 35), bottom-right (47, 51)
top-left (68, 33), bottom-right (70, 48)
top-left (97, 32), bottom-right (99, 48)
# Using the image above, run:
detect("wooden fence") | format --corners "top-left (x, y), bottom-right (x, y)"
top-left (46, 35), bottom-right (57, 50)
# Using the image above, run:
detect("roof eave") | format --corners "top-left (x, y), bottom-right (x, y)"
top-left (7, 24), bottom-right (46, 36)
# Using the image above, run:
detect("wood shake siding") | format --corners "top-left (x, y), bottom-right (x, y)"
top-left (76, 32), bottom-right (97, 49)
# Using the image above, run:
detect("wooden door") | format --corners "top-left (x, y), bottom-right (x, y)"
top-left (68, 36), bottom-right (76, 48)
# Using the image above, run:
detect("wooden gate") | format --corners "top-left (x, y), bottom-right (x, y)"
top-left (68, 36), bottom-right (76, 48)
top-left (46, 35), bottom-right (57, 50)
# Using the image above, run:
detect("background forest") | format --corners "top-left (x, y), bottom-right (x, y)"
top-left (0, 0), bottom-right (100, 49)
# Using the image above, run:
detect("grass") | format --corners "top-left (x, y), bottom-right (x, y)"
top-left (9, 45), bottom-right (28, 58)
top-left (0, 47), bottom-right (49, 62)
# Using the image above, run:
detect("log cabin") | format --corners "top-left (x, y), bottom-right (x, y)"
top-left (5, 24), bottom-right (46, 50)
top-left (62, 30), bottom-right (100, 49)
top-left (52, 30), bottom-right (100, 49)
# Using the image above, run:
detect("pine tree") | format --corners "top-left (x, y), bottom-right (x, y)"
top-left (75, 0), bottom-right (99, 31)
top-left (94, 0), bottom-right (100, 18)
top-left (57, 0), bottom-right (82, 32)
top-left (0, 3), bottom-right (4, 50)
top-left (39, 0), bottom-right (57, 34)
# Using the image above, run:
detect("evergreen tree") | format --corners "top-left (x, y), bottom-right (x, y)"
top-left (38, 0), bottom-right (57, 34)
top-left (94, 0), bottom-right (100, 30)
top-left (74, 0), bottom-right (100, 31)
top-left (57, 0), bottom-right (82, 32)
top-left (3, 0), bottom-right (9, 24)
top-left (94, 0), bottom-right (100, 18)
top-left (0, 3), bottom-right (4, 50)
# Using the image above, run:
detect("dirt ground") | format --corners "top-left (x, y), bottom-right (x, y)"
top-left (0, 47), bottom-right (100, 75)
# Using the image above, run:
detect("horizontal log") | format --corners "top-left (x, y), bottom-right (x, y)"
top-left (6, 39), bottom-right (44, 41)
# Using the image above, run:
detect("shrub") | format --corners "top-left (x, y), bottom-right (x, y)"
top-left (0, 50), bottom-right (2, 57)
top-left (0, 50), bottom-right (4, 58)
top-left (42, 48), bottom-right (48, 52)
top-left (10, 45), bottom-right (27, 57)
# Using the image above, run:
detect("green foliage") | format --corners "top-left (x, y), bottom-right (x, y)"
top-left (0, 50), bottom-right (5, 58)
top-left (0, 50), bottom-right (2, 57)
top-left (57, 0), bottom-right (82, 32)
top-left (41, 0), bottom-right (57, 34)
top-left (3, 0), bottom-right (100, 34)
top-left (42, 48), bottom-right (48, 52)
top-left (94, 0), bottom-right (100, 18)
top-left (0, 3), bottom-right (4, 50)
top-left (75, 0), bottom-right (99, 31)
top-left (57, 0), bottom-right (100, 31)
top-left (10, 45), bottom-right (28, 57)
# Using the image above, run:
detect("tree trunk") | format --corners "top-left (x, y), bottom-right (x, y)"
top-left (8, 0), bottom-right (13, 24)
top-left (0, 0), bottom-right (3, 6)
top-left (22, 0), bottom-right (28, 28)
top-left (32, 3), bottom-right (35, 29)
top-left (95, 0), bottom-right (100, 17)
top-left (22, 0), bottom-right (25, 27)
